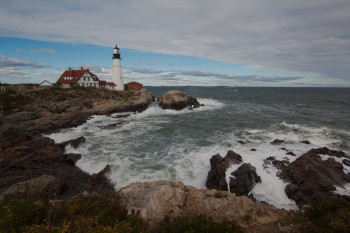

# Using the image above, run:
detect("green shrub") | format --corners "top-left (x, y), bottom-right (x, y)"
top-left (304, 197), bottom-right (350, 233)
top-left (0, 194), bottom-right (145, 233)
top-left (0, 196), bottom-right (47, 233)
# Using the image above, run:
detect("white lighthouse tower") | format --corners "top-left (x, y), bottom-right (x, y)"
top-left (112, 45), bottom-right (124, 90)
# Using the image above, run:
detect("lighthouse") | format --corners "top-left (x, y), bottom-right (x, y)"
top-left (112, 45), bottom-right (124, 90)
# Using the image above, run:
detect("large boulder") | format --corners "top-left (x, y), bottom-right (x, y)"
top-left (3, 175), bottom-right (65, 198)
top-left (117, 181), bottom-right (294, 231)
top-left (158, 90), bottom-right (200, 110)
top-left (281, 151), bottom-right (350, 207)
top-left (229, 163), bottom-right (262, 196)
top-left (206, 150), bottom-right (242, 191)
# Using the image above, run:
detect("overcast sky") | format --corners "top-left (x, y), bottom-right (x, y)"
top-left (1, 0), bottom-right (350, 86)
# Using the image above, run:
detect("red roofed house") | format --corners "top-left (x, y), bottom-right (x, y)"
top-left (99, 80), bottom-right (108, 89)
top-left (125, 81), bottom-right (143, 91)
top-left (57, 67), bottom-right (118, 90)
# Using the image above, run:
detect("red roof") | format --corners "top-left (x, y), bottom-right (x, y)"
top-left (107, 82), bottom-right (116, 86)
top-left (56, 69), bottom-right (99, 84)
top-left (126, 81), bottom-right (143, 85)
top-left (99, 80), bottom-right (107, 85)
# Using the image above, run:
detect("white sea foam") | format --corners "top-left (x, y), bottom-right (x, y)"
top-left (334, 184), bottom-right (350, 196)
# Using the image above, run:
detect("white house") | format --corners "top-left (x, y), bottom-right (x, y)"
top-left (39, 80), bottom-right (53, 88)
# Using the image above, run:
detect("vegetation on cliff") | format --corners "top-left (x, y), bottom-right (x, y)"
top-left (0, 194), bottom-right (242, 233)
top-left (1, 193), bottom-right (349, 232)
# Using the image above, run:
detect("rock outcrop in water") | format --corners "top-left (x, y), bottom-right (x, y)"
top-left (206, 150), bottom-right (262, 196)
top-left (0, 88), bottom-right (153, 198)
top-left (280, 148), bottom-right (350, 207)
top-left (206, 150), bottom-right (242, 191)
top-left (158, 90), bottom-right (201, 110)
top-left (229, 163), bottom-right (262, 196)
top-left (117, 181), bottom-right (296, 231)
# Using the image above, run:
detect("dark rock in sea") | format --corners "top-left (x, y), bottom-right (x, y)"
top-left (263, 156), bottom-right (290, 172)
top-left (280, 151), bottom-right (350, 207)
top-left (301, 140), bottom-right (311, 144)
top-left (271, 139), bottom-right (285, 145)
top-left (64, 153), bottom-right (82, 165)
top-left (308, 147), bottom-right (347, 158)
top-left (251, 148), bottom-right (257, 151)
top-left (90, 164), bottom-right (111, 186)
top-left (229, 163), bottom-right (262, 196)
top-left (158, 90), bottom-right (201, 110)
top-left (286, 151), bottom-right (296, 156)
top-left (237, 140), bottom-right (246, 145)
top-left (205, 150), bottom-right (242, 191)
top-left (343, 159), bottom-right (350, 167)
top-left (60, 136), bottom-right (86, 149)
top-left (225, 150), bottom-right (243, 164)
top-left (206, 154), bottom-right (229, 191)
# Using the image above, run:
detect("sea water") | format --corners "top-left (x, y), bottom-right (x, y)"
top-left (47, 87), bottom-right (350, 210)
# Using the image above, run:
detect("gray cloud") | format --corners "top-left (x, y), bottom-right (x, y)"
top-left (0, 55), bottom-right (50, 68)
top-left (127, 67), bottom-right (302, 84)
top-left (1, 0), bottom-right (349, 84)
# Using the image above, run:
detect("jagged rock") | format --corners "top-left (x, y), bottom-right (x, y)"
top-left (251, 148), bottom-right (257, 151)
top-left (90, 164), bottom-right (111, 186)
top-left (64, 153), bottom-right (81, 165)
top-left (225, 150), bottom-right (243, 164)
top-left (343, 159), bottom-right (350, 167)
top-left (281, 151), bottom-right (350, 207)
top-left (229, 163), bottom-right (262, 196)
top-left (271, 139), bottom-right (285, 145)
top-left (117, 181), bottom-right (292, 230)
top-left (3, 175), bottom-right (65, 198)
top-left (308, 147), bottom-right (347, 158)
top-left (286, 151), bottom-right (296, 156)
top-left (61, 136), bottom-right (86, 149)
top-left (301, 140), bottom-right (311, 144)
top-left (263, 156), bottom-right (290, 172)
top-left (206, 150), bottom-right (242, 191)
top-left (158, 90), bottom-right (200, 110)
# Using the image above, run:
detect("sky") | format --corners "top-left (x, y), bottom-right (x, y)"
top-left (0, 0), bottom-right (350, 87)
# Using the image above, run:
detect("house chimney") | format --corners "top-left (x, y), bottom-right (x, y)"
top-left (81, 67), bottom-right (83, 70)
top-left (69, 67), bottom-right (71, 71)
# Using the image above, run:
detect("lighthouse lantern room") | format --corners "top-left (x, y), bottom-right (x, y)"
top-left (112, 45), bottom-right (124, 90)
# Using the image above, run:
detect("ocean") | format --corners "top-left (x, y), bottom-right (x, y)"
top-left (47, 86), bottom-right (350, 210)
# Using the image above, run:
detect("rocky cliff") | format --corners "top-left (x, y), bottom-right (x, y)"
top-left (0, 88), bottom-right (153, 198)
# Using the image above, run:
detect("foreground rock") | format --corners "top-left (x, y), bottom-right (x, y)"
top-left (117, 181), bottom-right (297, 232)
top-left (3, 175), bottom-right (65, 199)
top-left (281, 148), bottom-right (350, 207)
top-left (158, 90), bottom-right (200, 110)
